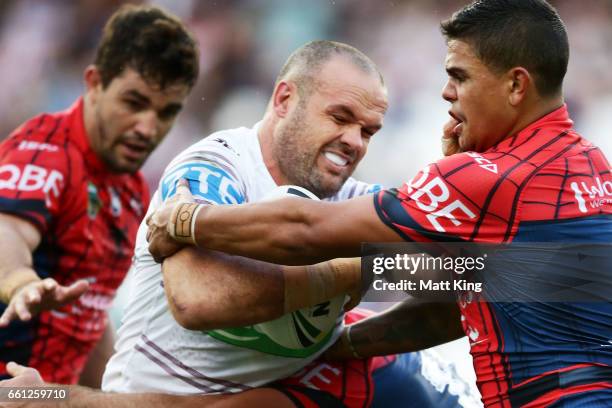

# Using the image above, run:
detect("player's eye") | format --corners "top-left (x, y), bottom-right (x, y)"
top-left (158, 107), bottom-right (181, 121)
top-left (124, 99), bottom-right (145, 111)
top-left (362, 129), bottom-right (375, 138)
top-left (332, 115), bottom-right (347, 124)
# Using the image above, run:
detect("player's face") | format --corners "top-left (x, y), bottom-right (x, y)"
top-left (275, 58), bottom-right (387, 198)
top-left (442, 40), bottom-right (516, 153)
top-left (89, 67), bottom-right (189, 173)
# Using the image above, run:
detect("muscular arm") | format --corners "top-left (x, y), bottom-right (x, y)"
top-left (192, 194), bottom-right (400, 265)
top-left (0, 213), bottom-right (41, 304)
top-left (327, 298), bottom-right (464, 359)
top-left (0, 213), bottom-right (89, 326)
top-left (162, 248), bottom-right (361, 330)
top-left (59, 387), bottom-right (294, 408)
top-left (0, 362), bottom-right (295, 408)
top-left (162, 248), bottom-right (284, 330)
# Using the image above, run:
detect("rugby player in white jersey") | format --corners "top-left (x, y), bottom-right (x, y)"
top-left (1, 41), bottom-right (475, 407)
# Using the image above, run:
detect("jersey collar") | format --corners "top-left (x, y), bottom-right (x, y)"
top-left (68, 97), bottom-right (113, 175)
top-left (493, 104), bottom-right (573, 152)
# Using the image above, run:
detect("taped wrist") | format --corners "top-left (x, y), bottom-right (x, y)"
top-left (283, 257), bottom-right (362, 313)
top-left (0, 268), bottom-right (40, 304)
top-left (168, 202), bottom-right (204, 245)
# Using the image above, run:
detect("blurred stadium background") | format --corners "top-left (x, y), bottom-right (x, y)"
top-left (1, 0), bottom-right (610, 404)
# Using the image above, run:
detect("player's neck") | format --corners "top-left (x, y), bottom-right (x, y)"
top-left (507, 95), bottom-right (565, 140)
top-left (82, 94), bottom-right (101, 151)
top-left (257, 118), bottom-right (290, 186)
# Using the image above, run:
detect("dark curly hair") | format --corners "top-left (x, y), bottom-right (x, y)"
top-left (94, 4), bottom-right (199, 89)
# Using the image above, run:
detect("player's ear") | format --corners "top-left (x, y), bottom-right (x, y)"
top-left (84, 65), bottom-right (103, 100)
top-left (272, 80), bottom-right (296, 119)
top-left (507, 67), bottom-right (531, 106)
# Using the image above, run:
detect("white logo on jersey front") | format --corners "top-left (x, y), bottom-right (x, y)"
top-left (466, 152), bottom-right (498, 174)
top-left (570, 177), bottom-right (612, 213)
top-left (18, 141), bottom-right (59, 152)
top-left (405, 165), bottom-right (477, 232)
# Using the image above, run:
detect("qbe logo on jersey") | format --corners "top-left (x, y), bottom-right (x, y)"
top-left (405, 165), bottom-right (476, 233)
top-left (0, 164), bottom-right (64, 204)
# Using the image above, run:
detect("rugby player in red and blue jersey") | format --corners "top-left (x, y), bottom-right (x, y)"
top-left (0, 5), bottom-right (198, 385)
top-left (146, 1), bottom-right (611, 406)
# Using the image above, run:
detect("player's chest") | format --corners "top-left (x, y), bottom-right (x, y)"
top-left (56, 175), bottom-right (146, 257)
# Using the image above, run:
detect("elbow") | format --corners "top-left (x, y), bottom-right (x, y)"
top-left (167, 294), bottom-right (212, 331)
top-left (168, 292), bottom-right (283, 331)
top-left (170, 300), bottom-right (227, 331)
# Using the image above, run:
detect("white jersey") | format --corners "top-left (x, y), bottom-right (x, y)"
top-left (102, 123), bottom-right (380, 394)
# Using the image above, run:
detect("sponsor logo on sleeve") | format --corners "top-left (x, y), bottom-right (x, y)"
top-left (406, 165), bottom-right (477, 232)
top-left (161, 162), bottom-right (244, 204)
top-left (0, 164), bottom-right (64, 206)
top-left (570, 177), bottom-right (612, 213)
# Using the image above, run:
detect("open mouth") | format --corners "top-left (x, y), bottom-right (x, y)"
top-left (323, 151), bottom-right (350, 167)
top-left (120, 141), bottom-right (150, 160)
top-left (448, 111), bottom-right (465, 136)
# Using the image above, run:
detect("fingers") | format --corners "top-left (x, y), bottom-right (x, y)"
top-left (175, 178), bottom-right (193, 200)
top-left (6, 361), bottom-right (28, 377)
top-left (443, 117), bottom-right (460, 139)
top-left (0, 303), bottom-right (16, 327)
top-left (42, 278), bottom-right (58, 291)
top-left (14, 295), bottom-right (33, 321)
top-left (55, 279), bottom-right (89, 303)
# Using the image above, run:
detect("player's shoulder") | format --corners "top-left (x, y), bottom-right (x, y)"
top-left (166, 125), bottom-right (255, 171)
top-left (188, 126), bottom-right (253, 157)
top-left (2, 106), bottom-right (85, 156)
top-left (430, 151), bottom-right (505, 186)
top-left (7, 107), bottom-right (73, 142)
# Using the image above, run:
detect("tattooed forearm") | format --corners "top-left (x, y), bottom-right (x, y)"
top-left (348, 298), bottom-right (464, 357)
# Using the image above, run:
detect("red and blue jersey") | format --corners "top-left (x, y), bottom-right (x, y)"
top-left (0, 99), bottom-right (149, 384)
top-left (374, 105), bottom-right (612, 407)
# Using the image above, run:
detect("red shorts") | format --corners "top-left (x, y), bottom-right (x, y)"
top-left (272, 309), bottom-right (395, 408)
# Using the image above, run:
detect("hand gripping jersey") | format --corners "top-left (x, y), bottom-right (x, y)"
top-left (374, 105), bottom-right (612, 407)
top-left (102, 123), bottom-right (381, 394)
top-left (0, 99), bottom-right (149, 384)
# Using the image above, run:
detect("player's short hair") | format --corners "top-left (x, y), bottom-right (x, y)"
top-left (94, 4), bottom-right (199, 89)
top-left (441, 0), bottom-right (569, 97)
top-left (276, 40), bottom-right (384, 99)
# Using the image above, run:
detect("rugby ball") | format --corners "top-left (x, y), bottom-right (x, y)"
top-left (207, 185), bottom-right (347, 358)
top-left (254, 185), bottom-right (345, 353)
top-left (261, 185), bottom-right (320, 201)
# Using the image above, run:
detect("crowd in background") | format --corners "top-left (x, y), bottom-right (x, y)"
top-left (1, 0), bottom-right (610, 190)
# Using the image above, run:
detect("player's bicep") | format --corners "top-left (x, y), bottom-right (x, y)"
top-left (162, 247), bottom-right (284, 330)
top-left (0, 213), bottom-right (42, 251)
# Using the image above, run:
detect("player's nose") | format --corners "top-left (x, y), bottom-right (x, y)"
top-left (133, 111), bottom-right (159, 141)
top-left (442, 80), bottom-right (457, 102)
top-left (339, 126), bottom-right (364, 153)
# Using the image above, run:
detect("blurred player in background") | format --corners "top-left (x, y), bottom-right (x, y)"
top-left (146, 1), bottom-right (612, 407)
top-left (0, 4), bottom-right (198, 387)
